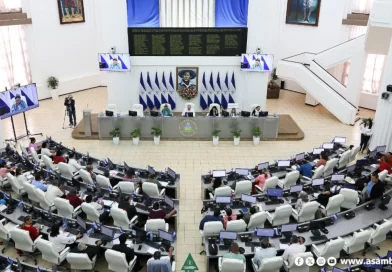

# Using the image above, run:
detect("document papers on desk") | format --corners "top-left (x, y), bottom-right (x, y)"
top-left (159, 181), bottom-right (168, 187)
top-left (279, 244), bottom-right (289, 250)
top-left (102, 200), bottom-right (114, 207)
top-left (0, 205), bottom-right (7, 212)
top-left (147, 247), bottom-right (156, 255)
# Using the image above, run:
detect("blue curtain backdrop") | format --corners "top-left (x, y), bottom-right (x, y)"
top-left (127, 0), bottom-right (159, 27)
top-left (215, 0), bottom-right (249, 27)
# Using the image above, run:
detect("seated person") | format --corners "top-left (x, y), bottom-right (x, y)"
top-left (53, 150), bottom-right (66, 164)
top-left (316, 186), bottom-right (332, 207)
top-left (21, 216), bottom-right (40, 241)
top-left (49, 224), bottom-right (82, 253)
top-left (15, 167), bottom-right (28, 185)
top-left (28, 137), bottom-right (41, 154)
top-left (147, 247), bottom-right (174, 272)
top-left (148, 202), bottom-right (176, 220)
top-left (229, 108), bottom-right (237, 117)
top-left (281, 235), bottom-right (305, 261)
top-left (364, 172), bottom-right (385, 200)
top-left (223, 208), bottom-right (237, 229)
top-left (160, 104), bottom-right (172, 117)
top-left (40, 142), bottom-right (55, 158)
top-left (45, 179), bottom-right (65, 203)
top-left (253, 239), bottom-right (277, 267)
top-left (85, 195), bottom-right (111, 223)
top-left (199, 209), bottom-right (223, 230)
top-left (296, 161), bottom-right (312, 178)
top-left (206, 177), bottom-right (222, 198)
top-left (123, 168), bottom-right (138, 181)
top-left (68, 152), bottom-right (85, 173)
top-left (222, 242), bottom-right (246, 264)
top-left (242, 206), bottom-right (259, 225)
top-left (112, 234), bottom-right (143, 271)
top-left (209, 106), bottom-right (219, 117)
top-left (103, 170), bottom-right (120, 187)
top-left (181, 104), bottom-right (193, 117)
top-left (295, 191), bottom-right (309, 213)
top-left (71, 240), bottom-right (102, 261)
top-left (378, 156), bottom-right (391, 174)
top-left (86, 165), bottom-right (96, 180)
top-left (316, 151), bottom-right (329, 167)
top-left (253, 168), bottom-right (270, 193)
top-left (66, 187), bottom-right (84, 209)
top-left (251, 105), bottom-right (261, 116)
top-left (118, 195), bottom-right (137, 221)
top-left (0, 160), bottom-right (13, 179)
top-left (31, 173), bottom-right (49, 192)
top-left (381, 152), bottom-right (392, 165)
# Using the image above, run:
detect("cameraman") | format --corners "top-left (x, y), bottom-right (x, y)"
top-left (64, 95), bottom-right (76, 127)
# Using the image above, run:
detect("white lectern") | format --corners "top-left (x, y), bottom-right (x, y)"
top-left (83, 109), bottom-right (93, 137)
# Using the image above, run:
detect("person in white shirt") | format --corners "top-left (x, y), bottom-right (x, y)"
top-left (251, 105), bottom-right (262, 117)
top-left (49, 224), bottom-right (82, 253)
top-left (281, 235), bottom-right (305, 261)
top-left (253, 239), bottom-right (277, 267)
top-left (85, 194), bottom-right (111, 223)
top-left (359, 119), bottom-right (373, 154)
top-left (45, 180), bottom-right (65, 204)
top-left (182, 104), bottom-right (193, 117)
top-left (68, 152), bottom-right (85, 173)
top-left (40, 142), bottom-right (54, 158)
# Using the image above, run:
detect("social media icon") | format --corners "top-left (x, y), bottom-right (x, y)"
top-left (327, 257), bottom-right (337, 266)
top-left (316, 257), bottom-right (326, 266)
top-left (305, 256), bottom-right (315, 266)
top-left (294, 257), bottom-right (304, 266)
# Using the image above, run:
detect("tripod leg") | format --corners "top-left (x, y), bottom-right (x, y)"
top-left (62, 110), bottom-right (67, 129)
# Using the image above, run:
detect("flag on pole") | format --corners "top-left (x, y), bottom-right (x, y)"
top-left (168, 72), bottom-right (176, 109)
top-left (229, 72), bottom-right (236, 103)
top-left (200, 72), bottom-right (208, 110)
top-left (214, 72), bottom-right (222, 105)
top-left (139, 72), bottom-right (147, 110)
top-left (153, 72), bottom-right (161, 109)
top-left (145, 72), bottom-right (155, 110)
top-left (207, 72), bottom-right (214, 106)
top-left (221, 71), bottom-right (229, 109)
top-left (160, 72), bottom-right (168, 105)
top-left (92, 221), bottom-right (100, 230)
top-left (108, 186), bottom-right (113, 193)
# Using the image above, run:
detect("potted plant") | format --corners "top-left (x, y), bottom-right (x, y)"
top-left (251, 127), bottom-right (262, 145)
top-left (109, 127), bottom-right (121, 145)
top-left (130, 129), bottom-right (141, 146)
top-left (231, 129), bottom-right (242, 146)
top-left (212, 129), bottom-right (221, 146)
top-left (151, 127), bottom-right (162, 145)
top-left (271, 67), bottom-right (278, 81)
top-left (47, 76), bottom-right (59, 100)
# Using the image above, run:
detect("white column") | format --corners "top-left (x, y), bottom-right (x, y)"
top-left (345, 48), bottom-right (367, 108)
top-left (0, 121), bottom-right (5, 148)
top-left (369, 37), bottom-right (392, 151)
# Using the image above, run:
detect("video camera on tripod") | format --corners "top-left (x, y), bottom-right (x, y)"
top-left (63, 95), bottom-right (76, 129)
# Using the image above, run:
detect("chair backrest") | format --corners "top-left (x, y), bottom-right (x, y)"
top-left (324, 158), bottom-right (338, 177)
top-left (10, 228), bottom-right (34, 252)
top-left (0, 219), bottom-right (11, 240)
top-left (58, 162), bottom-right (73, 179)
top-left (6, 173), bottom-right (22, 194)
top-left (116, 181), bottom-right (135, 194)
top-left (324, 194), bottom-right (344, 215)
top-left (369, 221), bottom-right (392, 246)
top-left (297, 201), bottom-right (319, 223)
top-left (319, 238), bottom-right (345, 259)
top-left (350, 146), bottom-right (360, 162)
top-left (221, 258), bottom-right (245, 272)
top-left (247, 212), bottom-right (267, 230)
top-left (227, 103), bottom-right (239, 109)
top-left (234, 180), bottom-right (252, 197)
top-left (226, 220), bottom-right (247, 232)
top-left (35, 238), bottom-right (60, 264)
top-left (338, 151), bottom-right (351, 168)
top-left (282, 171), bottom-right (299, 189)
top-left (110, 207), bottom-right (131, 229)
top-left (142, 182), bottom-right (159, 197)
top-left (263, 177), bottom-right (279, 191)
top-left (286, 252), bottom-right (313, 271)
top-left (132, 104), bottom-right (144, 117)
top-left (257, 256), bottom-right (283, 272)
top-left (106, 104), bottom-right (117, 115)
top-left (339, 188), bottom-right (359, 210)
top-left (81, 203), bottom-right (100, 222)
top-left (66, 253), bottom-right (94, 270)
top-left (96, 175), bottom-right (111, 190)
top-left (105, 249), bottom-right (129, 272)
top-left (208, 103), bottom-right (221, 116)
top-left (345, 230), bottom-right (371, 254)
top-left (378, 170), bottom-right (388, 182)
top-left (79, 169), bottom-right (93, 185)
top-left (18, 142), bottom-right (29, 157)
top-left (54, 198), bottom-right (74, 219)
top-left (214, 186), bottom-right (232, 198)
top-left (145, 219), bottom-right (166, 234)
top-left (160, 103), bottom-right (172, 112)
top-left (312, 165), bottom-right (324, 179)
top-left (30, 147), bottom-right (41, 164)
top-left (203, 221), bottom-right (224, 236)
top-left (271, 204), bottom-right (292, 226)
top-left (35, 188), bottom-right (52, 210)
top-left (42, 155), bottom-right (56, 171)
top-left (23, 182), bottom-right (40, 203)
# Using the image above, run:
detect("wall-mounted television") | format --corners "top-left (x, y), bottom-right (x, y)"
top-left (98, 53), bottom-right (131, 72)
top-left (0, 83), bottom-right (39, 120)
top-left (240, 54), bottom-right (274, 72)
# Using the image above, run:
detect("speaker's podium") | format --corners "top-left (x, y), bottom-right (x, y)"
top-left (83, 109), bottom-right (93, 137)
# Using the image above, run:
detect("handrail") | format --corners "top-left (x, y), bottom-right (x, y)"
top-left (281, 52), bottom-right (316, 61)
top-left (312, 59), bottom-right (347, 89)
top-left (315, 34), bottom-right (365, 55)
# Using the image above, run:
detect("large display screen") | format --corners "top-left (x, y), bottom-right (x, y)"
top-left (98, 53), bottom-right (131, 71)
top-left (128, 28), bottom-right (248, 56)
top-left (0, 83), bottom-right (39, 120)
top-left (240, 54), bottom-right (274, 72)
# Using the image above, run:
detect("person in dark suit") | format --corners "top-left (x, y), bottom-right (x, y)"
top-left (112, 234), bottom-right (143, 271)
top-left (118, 195), bottom-right (138, 221)
top-left (364, 172), bottom-right (385, 200)
top-left (71, 240), bottom-right (102, 261)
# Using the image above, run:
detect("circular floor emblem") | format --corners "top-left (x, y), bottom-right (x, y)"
top-left (179, 119), bottom-right (198, 137)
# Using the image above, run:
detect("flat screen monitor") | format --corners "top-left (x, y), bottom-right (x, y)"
top-left (216, 196), bottom-right (231, 204)
top-left (309, 220), bottom-right (325, 230)
top-left (123, 162), bottom-right (130, 172)
top-left (290, 184), bottom-right (303, 193)
top-left (241, 111), bottom-right (250, 117)
top-left (312, 178), bottom-right (324, 186)
top-left (258, 162), bottom-right (269, 170)
top-left (150, 111), bottom-right (159, 117)
top-left (241, 194), bottom-right (256, 204)
top-left (164, 195), bottom-right (174, 208)
top-left (267, 188), bottom-right (283, 197)
top-left (240, 54), bottom-right (274, 72)
top-left (159, 229), bottom-right (174, 242)
top-left (98, 53), bottom-right (131, 71)
top-left (356, 159), bottom-right (367, 167)
top-left (376, 145), bottom-right (386, 152)
top-left (277, 160), bottom-right (290, 167)
top-left (368, 150), bottom-right (377, 158)
top-left (313, 148), bottom-right (324, 155)
top-left (107, 158), bottom-right (114, 170)
top-left (77, 216), bottom-right (86, 230)
top-left (281, 224), bottom-right (298, 233)
top-left (333, 137), bottom-right (346, 143)
top-left (101, 225), bottom-right (114, 238)
top-left (213, 170), bottom-right (226, 178)
top-left (346, 164), bottom-right (356, 173)
top-left (148, 165), bottom-right (155, 175)
top-left (332, 268), bottom-right (345, 272)
top-left (129, 110), bottom-right (137, 116)
top-left (322, 143), bottom-right (334, 150)
top-left (235, 168), bottom-right (249, 176)
top-left (331, 174), bottom-right (345, 181)
top-left (256, 228), bottom-right (274, 237)
top-left (0, 84), bottom-right (39, 120)
top-left (295, 153), bottom-right (305, 162)
top-left (142, 192), bottom-right (152, 206)
top-left (220, 231), bottom-right (237, 240)
top-left (167, 167), bottom-right (176, 179)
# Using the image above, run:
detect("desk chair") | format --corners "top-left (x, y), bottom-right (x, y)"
top-left (184, 103), bottom-right (196, 116)
top-left (142, 182), bottom-right (165, 198)
top-left (342, 230), bottom-right (371, 255)
top-left (35, 189), bottom-right (55, 211)
top-left (266, 204), bottom-right (292, 226)
top-left (10, 229), bottom-right (41, 264)
top-left (35, 238), bottom-right (70, 268)
top-left (209, 186), bottom-right (232, 200)
top-left (218, 257), bottom-right (246, 272)
top-left (6, 173), bottom-right (25, 196)
top-left (159, 104), bottom-right (173, 115)
top-left (66, 253), bottom-right (97, 271)
top-left (200, 221), bottom-right (224, 245)
top-left (255, 176), bottom-right (279, 193)
top-left (110, 207), bottom-right (138, 230)
top-left (132, 104), bottom-right (144, 117)
top-left (338, 150), bottom-right (351, 169)
top-left (291, 201), bottom-right (319, 223)
top-left (308, 165), bottom-right (324, 180)
top-left (247, 212), bottom-right (267, 230)
top-left (311, 237), bottom-right (345, 260)
top-left (81, 203), bottom-right (100, 222)
top-left (54, 198), bottom-right (82, 219)
top-left (0, 218), bottom-right (17, 253)
top-left (113, 181), bottom-right (136, 194)
top-left (106, 104), bottom-right (117, 116)
top-left (349, 146), bottom-right (360, 162)
top-left (105, 249), bottom-right (137, 272)
top-left (339, 188), bottom-right (359, 210)
top-left (277, 171), bottom-right (299, 190)
top-left (364, 220), bottom-right (392, 254)
top-left (147, 257), bottom-right (176, 272)
top-left (0, 176), bottom-right (9, 191)
top-left (207, 103), bottom-right (221, 116)
top-left (17, 142), bottom-right (31, 159)
top-left (145, 219), bottom-right (169, 235)
top-left (226, 220), bottom-right (247, 232)
top-left (323, 158), bottom-right (338, 177)
top-left (23, 183), bottom-right (40, 204)
top-left (283, 252), bottom-right (313, 272)
top-left (96, 175), bottom-right (111, 190)
top-left (252, 256), bottom-right (283, 272)
top-left (58, 162), bottom-right (77, 180)
top-left (30, 147), bottom-right (44, 166)
top-left (320, 194), bottom-right (344, 216)
top-left (233, 180), bottom-right (252, 198)
top-left (42, 155), bottom-right (59, 172)
top-left (378, 170), bottom-right (388, 182)
top-left (79, 169), bottom-right (94, 186)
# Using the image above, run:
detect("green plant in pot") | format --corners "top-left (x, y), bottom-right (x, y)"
top-left (231, 129), bottom-right (242, 146)
top-left (47, 76), bottom-right (59, 100)
top-left (271, 68), bottom-right (278, 81)
top-left (109, 127), bottom-right (121, 145)
top-left (151, 127), bottom-right (162, 145)
top-left (130, 129), bottom-right (141, 145)
top-left (251, 127), bottom-right (262, 145)
top-left (212, 129), bottom-right (221, 145)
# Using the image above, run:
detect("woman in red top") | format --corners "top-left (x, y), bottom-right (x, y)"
top-left (22, 216), bottom-right (40, 241)
top-left (53, 150), bottom-right (66, 164)
top-left (253, 168), bottom-right (270, 194)
top-left (378, 157), bottom-right (392, 174)
top-left (148, 202), bottom-right (176, 220)
top-left (66, 188), bottom-right (84, 208)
